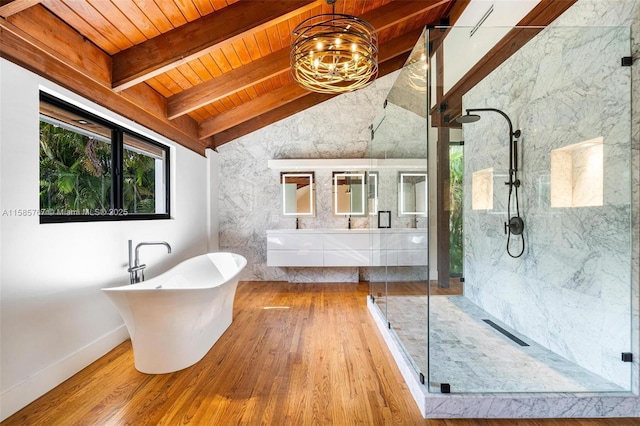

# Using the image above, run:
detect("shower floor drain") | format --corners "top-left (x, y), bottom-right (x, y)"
top-left (483, 319), bottom-right (529, 346)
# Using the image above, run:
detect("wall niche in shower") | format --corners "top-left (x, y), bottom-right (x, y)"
top-left (550, 136), bottom-right (603, 208)
top-left (471, 167), bottom-right (494, 210)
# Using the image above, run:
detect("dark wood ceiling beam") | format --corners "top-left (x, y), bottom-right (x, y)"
top-left (0, 11), bottom-right (210, 155)
top-left (167, 0), bottom-right (451, 120)
top-left (111, 0), bottom-right (317, 92)
top-left (0, 0), bottom-right (40, 17)
top-left (200, 27), bottom-right (424, 139)
top-left (211, 51), bottom-right (411, 149)
top-left (432, 0), bottom-right (577, 126)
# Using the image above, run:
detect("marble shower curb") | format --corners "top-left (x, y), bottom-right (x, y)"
top-left (367, 297), bottom-right (640, 419)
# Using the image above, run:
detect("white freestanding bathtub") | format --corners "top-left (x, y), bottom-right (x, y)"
top-left (102, 252), bottom-right (247, 374)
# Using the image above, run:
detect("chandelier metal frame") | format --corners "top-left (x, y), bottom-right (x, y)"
top-left (290, 9), bottom-right (378, 94)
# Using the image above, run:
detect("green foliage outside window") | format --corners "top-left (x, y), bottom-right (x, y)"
top-left (40, 122), bottom-right (158, 215)
top-left (39, 122), bottom-right (111, 212)
top-left (123, 148), bottom-right (156, 214)
top-left (449, 146), bottom-right (464, 275)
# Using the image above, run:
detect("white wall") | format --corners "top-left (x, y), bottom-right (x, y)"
top-left (0, 59), bottom-right (211, 420)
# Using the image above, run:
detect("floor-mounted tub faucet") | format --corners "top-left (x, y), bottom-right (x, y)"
top-left (128, 240), bottom-right (172, 284)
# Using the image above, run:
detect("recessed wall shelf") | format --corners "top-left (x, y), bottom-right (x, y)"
top-left (472, 167), bottom-right (494, 210)
top-left (550, 137), bottom-right (603, 208)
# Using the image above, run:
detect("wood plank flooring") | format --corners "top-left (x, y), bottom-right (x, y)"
top-left (3, 281), bottom-right (639, 425)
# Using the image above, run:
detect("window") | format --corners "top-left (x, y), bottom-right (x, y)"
top-left (39, 92), bottom-right (170, 223)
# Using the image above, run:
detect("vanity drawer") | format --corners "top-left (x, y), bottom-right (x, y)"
top-left (267, 233), bottom-right (323, 250)
top-left (323, 233), bottom-right (370, 250)
top-left (267, 250), bottom-right (323, 267)
top-left (324, 250), bottom-right (370, 267)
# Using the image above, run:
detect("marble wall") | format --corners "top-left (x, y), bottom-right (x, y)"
top-left (462, 0), bottom-right (638, 389)
top-left (217, 71), bottom-right (429, 282)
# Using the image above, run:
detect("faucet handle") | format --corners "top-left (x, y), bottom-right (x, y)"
top-left (127, 264), bottom-right (146, 273)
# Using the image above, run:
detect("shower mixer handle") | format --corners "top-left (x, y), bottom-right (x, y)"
top-left (505, 216), bottom-right (525, 236)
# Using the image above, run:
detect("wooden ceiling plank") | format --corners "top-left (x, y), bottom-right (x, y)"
top-left (244, 85), bottom-right (259, 100)
top-left (265, 21), bottom-right (284, 52)
top-left (110, 0), bottom-right (161, 40)
top-left (86, 0), bottom-right (147, 45)
top-left (58, 0), bottom-right (134, 51)
top-left (189, 58), bottom-right (214, 83)
top-left (200, 53), bottom-right (223, 77)
top-left (176, 63), bottom-right (204, 87)
top-left (210, 48), bottom-right (234, 74)
top-left (242, 36), bottom-right (262, 62)
top-left (220, 43), bottom-right (243, 69)
top-left (253, 82), bottom-right (268, 97)
top-left (0, 0), bottom-right (40, 17)
top-left (152, 0), bottom-right (187, 28)
top-left (166, 1), bottom-right (440, 120)
top-left (166, 67), bottom-right (195, 92)
top-left (254, 30), bottom-right (273, 56)
top-left (174, 0), bottom-right (202, 22)
top-left (132, 0), bottom-right (174, 33)
top-left (0, 22), bottom-right (210, 155)
top-left (234, 41), bottom-right (254, 66)
top-left (192, 0), bottom-right (214, 16)
top-left (211, 0), bottom-right (229, 11)
top-left (277, 20), bottom-right (291, 47)
top-left (152, 73), bottom-right (182, 95)
top-left (40, 0), bottom-right (120, 55)
top-left (111, 0), bottom-right (316, 91)
top-left (145, 77), bottom-right (175, 98)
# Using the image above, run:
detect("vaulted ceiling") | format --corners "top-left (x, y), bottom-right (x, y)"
top-left (0, 0), bottom-right (460, 155)
top-left (1, 0), bottom-right (578, 155)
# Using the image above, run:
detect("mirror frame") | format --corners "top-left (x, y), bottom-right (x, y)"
top-left (281, 172), bottom-right (315, 216)
top-left (399, 171), bottom-right (428, 216)
top-left (333, 171), bottom-right (366, 216)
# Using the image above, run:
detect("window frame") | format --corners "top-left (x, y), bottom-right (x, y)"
top-left (39, 92), bottom-right (171, 224)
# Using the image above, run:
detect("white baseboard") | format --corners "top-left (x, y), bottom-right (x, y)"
top-left (0, 325), bottom-right (129, 422)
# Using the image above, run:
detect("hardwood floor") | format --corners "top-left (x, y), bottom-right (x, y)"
top-left (3, 281), bottom-right (639, 425)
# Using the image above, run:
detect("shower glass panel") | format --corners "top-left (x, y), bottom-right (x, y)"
top-left (427, 25), bottom-right (633, 394)
top-left (369, 29), bottom-right (430, 380)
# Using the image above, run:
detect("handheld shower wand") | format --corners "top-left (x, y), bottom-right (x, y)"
top-left (457, 108), bottom-right (525, 258)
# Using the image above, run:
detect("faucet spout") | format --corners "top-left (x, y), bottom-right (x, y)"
top-left (128, 240), bottom-right (172, 284)
top-left (135, 241), bottom-right (172, 266)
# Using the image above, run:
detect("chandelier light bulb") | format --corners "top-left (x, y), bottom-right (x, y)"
top-left (290, 10), bottom-right (378, 94)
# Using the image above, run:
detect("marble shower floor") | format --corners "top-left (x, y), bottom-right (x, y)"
top-left (381, 295), bottom-right (626, 394)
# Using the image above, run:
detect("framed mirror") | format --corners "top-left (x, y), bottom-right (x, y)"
top-left (281, 172), bottom-right (315, 216)
top-left (399, 172), bottom-right (427, 216)
top-left (333, 172), bottom-right (366, 216)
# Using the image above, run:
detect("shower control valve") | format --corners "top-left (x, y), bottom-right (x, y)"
top-left (505, 216), bottom-right (525, 236)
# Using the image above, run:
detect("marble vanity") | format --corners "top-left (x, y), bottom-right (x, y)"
top-left (266, 228), bottom-right (428, 267)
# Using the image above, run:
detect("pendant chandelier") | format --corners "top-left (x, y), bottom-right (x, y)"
top-left (290, 0), bottom-right (378, 94)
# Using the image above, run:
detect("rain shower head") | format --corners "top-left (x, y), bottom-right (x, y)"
top-left (456, 113), bottom-right (481, 124)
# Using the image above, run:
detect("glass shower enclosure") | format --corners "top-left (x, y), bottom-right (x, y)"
top-left (369, 23), bottom-right (634, 396)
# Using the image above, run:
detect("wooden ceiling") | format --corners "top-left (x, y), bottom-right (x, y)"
top-left (0, 0), bottom-right (457, 155)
